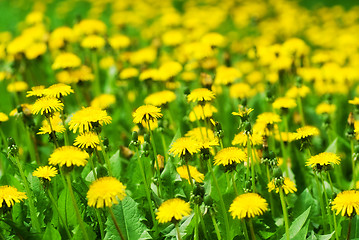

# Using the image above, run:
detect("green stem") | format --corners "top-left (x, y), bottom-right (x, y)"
top-left (47, 189), bottom-right (72, 239)
top-left (92, 51), bottom-right (101, 96)
top-left (160, 133), bottom-right (168, 161)
top-left (60, 109), bottom-right (69, 146)
top-left (279, 188), bottom-right (289, 240)
top-left (320, 172), bottom-right (333, 232)
top-left (297, 96), bottom-right (305, 126)
top-left (327, 172), bottom-right (335, 195)
top-left (108, 206), bottom-right (126, 240)
top-left (89, 154), bottom-right (98, 179)
top-left (332, 208), bottom-right (339, 240)
top-left (197, 205), bottom-right (209, 240)
top-left (266, 166), bottom-right (275, 218)
top-left (207, 158), bottom-right (230, 240)
top-left (210, 209), bottom-right (222, 240)
top-left (241, 219), bottom-right (250, 240)
top-left (97, 133), bottom-right (113, 176)
top-left (135, 147), bottom-right (157, 232)
top-left (148, 121), bottom-right (162, 197)
top-left (46, 116), bottom-right (59, 148)
top-left (65, 174), bottom-right (89, 240)
top-left (14, 155), bottom-right (41, 232)
top-left (248, 218), bottom-right (256, 240)
top-left (247, 135), bottom-right (256, 192)
top-left (194, 204), bottom-right (199, 240)
top-left (314, 173), bottom-right (327, 233)
top-left (175, 223), bottom-right (182, 240)
top-left (347, 217), bottom-right (352, 240)
top-left (185, 162), bottom-right (195, 189)
top-left (351, 140), bottom-right (356, 185)
top-left (231, 172), bottom-right (239, 195)
top-left (96, 209), bottom-right (105, 240)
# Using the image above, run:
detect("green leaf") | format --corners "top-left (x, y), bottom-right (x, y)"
top-left (281, 206), bottom-right (311, 240)
top-left (105, 196), bottom-right (151, 240)
top-left (325, 138), bottom-right (338, 153)
top-left (58, 188), bottom-right (77, 227)
top-left (42, 223), bottom-right (61, 240)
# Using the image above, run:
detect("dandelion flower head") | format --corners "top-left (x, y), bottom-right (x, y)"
top-left (295, 126), bottom-right (320, 140)
top-left (331, 190), bottom-right (359, 217)
top-left (229, 193), bottom-right (268, 219)
top-left (214, 147), bottom-right (246, 166)
top-left (306, 152), bottom-right (340, 168)
top-left (272, 97), bottom-right (297, 109)
top-left (0, 112), bottom-right (9, 122)
top-left (31, 97), bottom-right (64, 115)
top-left (87, 176), bottom-right (126, 208)
top-left (44, 83), bottom-right (74, 98)
top-left (91, 94), bottom-right (116, 109)
top-left (132, 105), bottom-right (163, 125)
top-left (52, 52), bottom-right (81, 70)
top-left (37, 113), bottom-right (65, 135)
top-left (33, 166), bottom-right (58, 181)
top-left (69, 107), bottom-right (112, 133)
top-left (26, 85), bottom-right (46, 98)
top-left (0, 186), bottom-right (27, 208)
top-left (144, 90), bottom-right (176, 107)
top-left (74, 131), bottom-right (100, 149)
top-left (256, 112), bottom-right (281, 125)
top-left (176, 165), bottom-right (204, 183)
top-left (169, 137), bottom-right (201, 158)
top-left (268, 177), bottom-right (297, 194)
top-left (156, 198), bottom-right (191, 223)
top-left (49, 146), bottom-right (89, 167)
top-left (187, 88), bottom-right (215, 103)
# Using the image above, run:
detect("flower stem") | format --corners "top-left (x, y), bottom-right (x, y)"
top-left (147, 121), bottom-right (162, 197)
top-left (65, 174), bottom-right (89, 240)
top-left (46, 116), bottom-right (59, 148)
top-left (248, 218), bottom-right (256, 240)
top-left (175, 223), bottom-right (182, 240)
top-left (297, 96), bottom-right (305, 126)
top-left (47, 189), bottom-right (72, 239)
top-left (266, 166), bottom-right (275, 218)
top-left (13, 155), bottom-right (41, 233)
top-left (108, 206), bottom-right (126, 240)
top-left (332, 211), bottom-right (339, 240)
top-left (347, 217), bottom-right (353, 240)
top-left (89, 154), bottom-right (98, 179)
top-left (314, 173), bottom-right (327, 233)
top-left (351, 140), bottom-right (356, 185)
top-left (60, 109), bottom-right (69, 146)
top-left (247, 135), bottom-right (256, 192)
top-left (320, 172), bottom-right (333, 232)
top-left (207, 158), bottom-right (230, 240)
top-left (135, 147), bottom-right (157, 232)
top-left (231, 172), bottom-right (239, 195)
top-left (241, 219), bottom-right (250, 240)
top-left (279, 188), bottom-right (289, 240)
top-left (91, 51), bottom-right (101, 96)
top-left (210, 209), bottom-right (222, 240)
top-left (97, 134), bottom-right (113, 176)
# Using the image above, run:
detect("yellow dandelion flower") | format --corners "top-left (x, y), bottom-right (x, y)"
top-left (294, 126), bottom-right (320, 140)
top-left (37, 113), bottom-right (65, 135)
top-left (0, 186), bottom-right (27, 208)
top-left (232, 106), bottom-right (254, 118)
top-left (274, 131), bottom-right (296, 143)
top-left (256, 112), bottom-right (281, 125)
top-left (331, 190), bottom-right (359, 217)
top-left (81, 35), bottom-right (105, 49)
top-left (26, 85), bottom-right (46, 98)
top-left (214, 66), bottom-right (242, 85)
top-left (33, 166), bottom-right (58, 181)
top-left (129, 47), bottom-right (157, 65)
top-left (69, 107), bottom-right (112, 133)
top-left (189, 104), bottom-right (218, 122)
top-left (90, 94), bottom-right (116, 109)
top-left (185, 127), bottom-right (219, 149)
top-left (169, 137), bottom-right (201, 158)
top-left (144, 90), bottom-right (176, 107)
top-left (306, 152), bottom-right (340, 168)
top-left (349, 97), bottom-right (359, 105)
top-left (71, 65), bottom-right (95, 82)
top-left (316, 103), bottom-right (336, 115)
top-left (87, 177), bottom-right (126, 208)
top-left (10, 104), bottom-right (33, 117)
top-left (7, 81), bottom-right (28, 93)
top-left (268, 177), bottom-right (297, 194)
top-left (49, 146), bottom-right (89, 167)
top-left (25, 42), bottom-right (47, 60)
top-left (31, 97), bottom-right (64, 115)
top-left (201, 32), bottom-right (226, 48)
top-left (44, 83), bottom-right (74, 98)
top-left (52, 52), bottom-right (81, 70)
top-left (132, 105), bottom-right (162, 125)
top-left (176, 165), bottom-right (204, 183)
top-left (119, 67), bottom-right (139, 80)
top-left (229, 83), bottom-right (255, 99)
top-left (214, 147), bottom-right (246, 166)
top-left (157, 61), bottom-right (183, 81)
top-left (139, 69), bottom-right (159, 81)
top-left (74, 19), bottom-right (107, 36)
top-left (232, 132), bottom-right (263, 146)
top-left (74, 132), bottom-right (100, 149)
top-left (109, 34), bottom-right (130, 49)
top-left (156, 198), bottom-right (191, 224)
top-left (229, 193), bottom-right (268, 219)
top-left (0, 112), bottom-right (9, 122)
top-left (272, 97), bottom-right (297, 109)
top-left (286, 85), bottom-right (310, 98)
top-left (187, 88), bottom-right (215, 103)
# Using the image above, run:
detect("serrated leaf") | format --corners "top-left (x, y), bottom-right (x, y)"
top-left (105, 196), bottom-right (151, 240)
top-left (42, 223), bottom-right (61, 240)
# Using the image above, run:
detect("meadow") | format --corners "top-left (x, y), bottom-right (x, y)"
top-left (1, 0), bottom-right (359, 239)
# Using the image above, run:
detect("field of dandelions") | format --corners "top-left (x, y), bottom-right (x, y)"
top-left (1, 0), bottom-right (359, 239)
